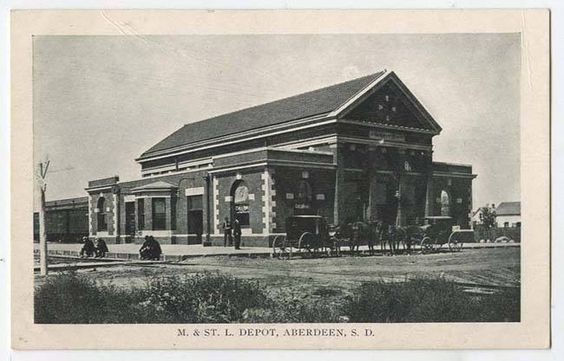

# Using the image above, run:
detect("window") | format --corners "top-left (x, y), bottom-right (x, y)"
top-left (232, 181), bottom-right (250, 226)
top-left (97, 197), bottom-right (107, 231)
top-left (137, 199), bottom-right (145, 230)
top-left (504, 222), bottom-right (509, 228)
top-left (295, 180), bottom-right (313, 213)
top-left (152, 198), bottom-right (167, 230)
top-left (170, 197), bottom-right (177, 231)
top-left (440, 190), bottom-right (450, 216)
top-left (188, 195), bottom-right (203, 210)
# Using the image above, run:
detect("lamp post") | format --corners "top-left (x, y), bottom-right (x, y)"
top-left (37, 160), bottom-right (50, 276)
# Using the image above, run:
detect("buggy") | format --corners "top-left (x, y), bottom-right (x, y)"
top-left (272, 215), bottom-right (337, 258)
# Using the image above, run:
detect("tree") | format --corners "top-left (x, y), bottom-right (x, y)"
top-left (479, 204), bottom-right (497, 242)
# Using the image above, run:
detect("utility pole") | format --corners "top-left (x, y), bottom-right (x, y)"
top-left (37, 160), bottom-right (50, 276)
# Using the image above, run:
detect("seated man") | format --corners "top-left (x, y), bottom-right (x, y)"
top-left (95, 238), bottom-right (109, 258)
top-left (139, 236), bottom-right (162, 260)
top-left (79, 236), bottom-right (95, 258)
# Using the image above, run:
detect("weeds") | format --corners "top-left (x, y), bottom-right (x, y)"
top-left (343, 277), bottom-right (520, 322)
top-left (35, 272), bottom-right (519, 323)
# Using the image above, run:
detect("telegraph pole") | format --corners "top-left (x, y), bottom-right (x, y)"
top-left (37, 160), bottom-right (50, 276)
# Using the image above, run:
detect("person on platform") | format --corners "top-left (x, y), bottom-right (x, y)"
top-left (388, 224), bottom-right (398, 256)
top-left (222, 217), bottom-right (233, 247)
top-left (79, 236), bottom-right (95, 258)
top-left (94, 238), bottom-right (109, 258)
top-left (233, 218), bottom-right (242, 250)
top-left (139, 235), bottom-right (162, 260)
top-left (350, 222), bottom-right (361, 253)
top-left (367, 220), bottom-right (380, 255)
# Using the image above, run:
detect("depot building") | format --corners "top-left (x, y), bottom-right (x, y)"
top-left (85, 70), bottom-right (476, 247)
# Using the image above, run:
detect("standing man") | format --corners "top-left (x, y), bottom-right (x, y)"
top-left (233, 218), bottom-right (241, 250)
top-left (222, 217), bottom-right (233, 247)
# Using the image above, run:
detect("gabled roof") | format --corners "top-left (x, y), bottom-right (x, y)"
top-left (495, 202), bottom-right (521, 216)
top-left (140, 72), bottom-right (385, 159)
top-left (139, 70), bottom-right (441, 160)
top-left (131, 181), bottom-right (177, 192)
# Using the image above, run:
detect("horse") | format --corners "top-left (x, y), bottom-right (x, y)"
top-left (384, 224), bottom-right (409, 256)
top-left (349, 221), bottom-right (372, 253)
top-left (401, 225), bottom-right (424, 254)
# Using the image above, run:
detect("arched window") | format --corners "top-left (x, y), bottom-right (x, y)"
top-left (97, 197), bottom-right (107, 231)
top-left (440, 190), bottom-right (450, 216)
top-left (295, 180), bottom-right (313, 214)
top-left (232, 181), bottom-right (250, 226)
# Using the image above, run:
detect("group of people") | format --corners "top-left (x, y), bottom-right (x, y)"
top-left (79, 235), bottom-right (163, 260)
top-left (139, 235), bottom-right (163, 260)
top-left (221, 217), bottom-right (242, 249)
top-left (79, 236), bottom-right (109, 258)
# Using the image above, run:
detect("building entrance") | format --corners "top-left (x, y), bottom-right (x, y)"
top-left (124, 202), bottom-right (136, 243)
top-left (187, 195), bottom-right (204, 244)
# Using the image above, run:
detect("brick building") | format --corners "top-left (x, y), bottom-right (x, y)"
top-left (33, 197), bottom-right (89, 242)
top-left (85, 70), bottom-right (476, 246)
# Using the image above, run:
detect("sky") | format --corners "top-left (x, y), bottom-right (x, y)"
top-left (33, 33), bottom-right (520, 209)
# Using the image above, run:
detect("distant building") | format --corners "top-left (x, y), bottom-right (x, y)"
top-left (495, 201), bottom-right (521, 228)
top-left (84, 70), bottom-right (476, 246)
top-left (33, 196), bottom-right (89, 242)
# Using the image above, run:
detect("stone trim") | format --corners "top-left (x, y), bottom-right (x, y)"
top-left (185, 187), bottom-right (205, 196)
top-left (213, 176), bottom-right (220, 233)
top-left (88, 195), bottom-right (93, 235)
top-left (113, 193), bottom-right (119, 237)
top-left (261, 167), bottom-right (276, 233)
top-left (138, 230), bottom-right (173, 238)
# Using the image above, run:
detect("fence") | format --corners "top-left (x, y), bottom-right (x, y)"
top-left (472, 225), bottom-right (521, 243)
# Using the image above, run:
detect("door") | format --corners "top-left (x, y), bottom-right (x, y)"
top-left (124, 202), bottom-right (136, 243)
top-left (187, 195), bottom-right (204, 244)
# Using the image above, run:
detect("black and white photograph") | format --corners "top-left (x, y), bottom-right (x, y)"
top-left (32, 32), bottom-right (522, 324)
top-left (7, 9), bottom-right (551, 350)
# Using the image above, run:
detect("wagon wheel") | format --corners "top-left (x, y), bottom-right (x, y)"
top-left (420, 236), bottom-right (434, 254)
top-left (298, 232), bottom-right (315, 258)
top-left (272, 235), bottom-right (289, 259)
top-left (448, 232), bottom-right (463, 252)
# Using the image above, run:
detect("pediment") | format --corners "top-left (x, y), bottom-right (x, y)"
top-left (338, 75), bottom-right (441, 133)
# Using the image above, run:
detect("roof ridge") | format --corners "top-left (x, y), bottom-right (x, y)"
top-left (181, 70), bottom-right (386, 128)
top-left (140, 70), bottom-right (387, 158)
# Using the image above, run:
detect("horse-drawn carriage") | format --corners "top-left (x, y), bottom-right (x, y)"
top-left (418, 216), bottom-right (468, 253)
top-left (328, 216), bottom-right (471, 255)
top-left (271, 215), bottom-right (337, 258)
top-left (272, 215), bottom-right (472, 258)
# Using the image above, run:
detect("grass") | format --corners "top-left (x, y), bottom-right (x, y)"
top-left (35, 272), bottom-right (520, 324)
top-left (344, 278), bottom-right (520, 322)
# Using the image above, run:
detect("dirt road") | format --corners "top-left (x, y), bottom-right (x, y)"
top-left (37, 247), bottom-right (519, 293)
